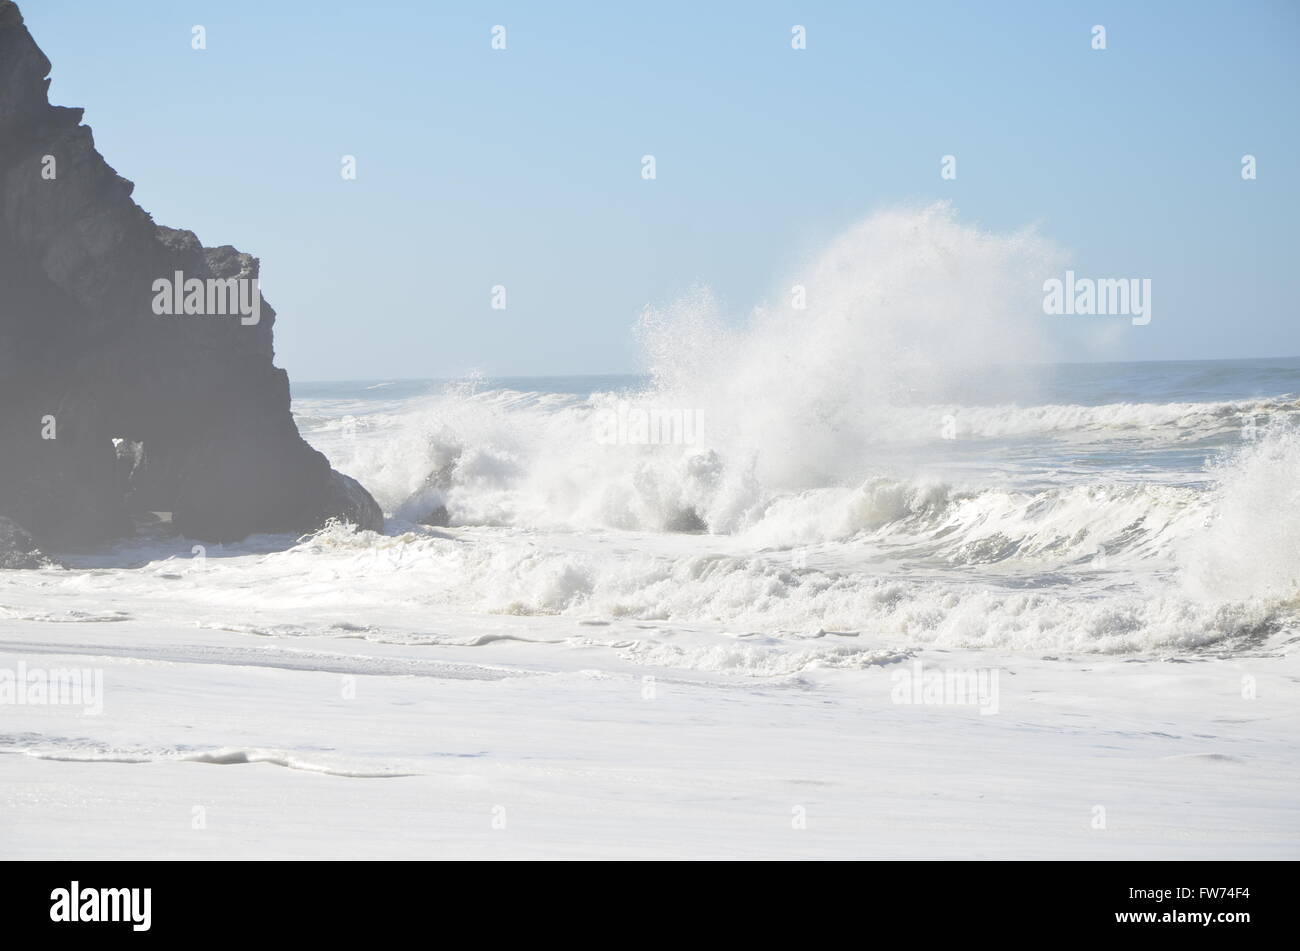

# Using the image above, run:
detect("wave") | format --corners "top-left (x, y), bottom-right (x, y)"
top-left (33, 427), bottom-right (1285, 667)
top-left (300, 207), bottom-right (1297, 543)
top-left (280, 205), bottom-right (1298, 658)
top-left (1180, 427), bottom-right (1300, 604)
top-left (895, 397), bottom-right (1300, 441)
top-left (308, 384), bottom-right (1297, 542)
top-left (278, 507), bottom-right (1290, 657)
top-left (267, 416), bottom-right (1299, 659)
top-left (735, 478), bottom-right (1208, 560)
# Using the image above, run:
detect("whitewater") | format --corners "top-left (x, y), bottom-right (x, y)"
top-left (3, 206), bottom-right (1298, 858)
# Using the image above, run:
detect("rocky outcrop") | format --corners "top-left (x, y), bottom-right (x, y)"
top-left (0, 1), bottom-right (382, 551)
top-left (0, 515), bottom-right (55, 568)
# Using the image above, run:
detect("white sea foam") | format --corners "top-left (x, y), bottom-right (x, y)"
top-left (269, 519), bottom-right (1280, 655)
top-left (306, 200), bottom-right (1294, 546)
top-left (1181, 426), bottom-right (1300, 604)
top-left (889, 396), bottom-right (1299, 441)
top-left (318, 205), bottom-right (1067, 532)
top-left (272, 206), bottom-right (1300, 658)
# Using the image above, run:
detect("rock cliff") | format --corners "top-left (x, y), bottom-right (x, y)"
top-left (0, 1), bottom-right (382, 551)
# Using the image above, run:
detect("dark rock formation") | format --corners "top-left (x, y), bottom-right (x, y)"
top-left (0, 514), bottom-right (55, 568)
top-left (0, 1), bottom-right (382, 551)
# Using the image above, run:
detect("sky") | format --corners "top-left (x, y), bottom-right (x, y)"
top-left (21, 0), bottom-right (1300, 380)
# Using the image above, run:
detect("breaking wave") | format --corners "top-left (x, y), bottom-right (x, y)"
top-left (282, 205), bottom-right (1299, 657)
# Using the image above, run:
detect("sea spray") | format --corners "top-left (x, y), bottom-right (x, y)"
top-left (328, 204), bottom-right (1065, 535)
top-left (1181, 424), bottom-right (1300, 604)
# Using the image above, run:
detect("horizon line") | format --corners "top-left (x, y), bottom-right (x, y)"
top-left (290, 353), bottom-right (1300, 385)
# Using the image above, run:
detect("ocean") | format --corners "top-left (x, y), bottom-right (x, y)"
top-left (5, 353), bottom-right (1299, 857)
top-left (284, 357), bottom-right (1300, 662)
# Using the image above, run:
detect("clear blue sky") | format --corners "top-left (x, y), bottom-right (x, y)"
top-left (23, 0), bottom-right (1300, 380)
